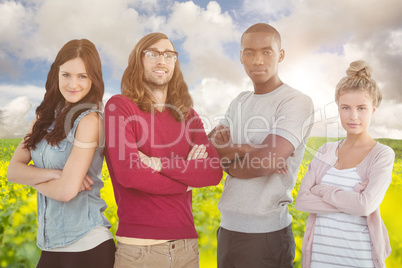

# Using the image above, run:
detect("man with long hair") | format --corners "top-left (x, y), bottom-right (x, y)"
top-left (104, 32), bottom-right (222, 268)
top-left (209, 23), bottom-right (314, 268)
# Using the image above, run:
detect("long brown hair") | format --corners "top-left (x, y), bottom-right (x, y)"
top-left (24, 39), bottom-right (104, 150)
top-left (121, 32), bottom-right (193, 121)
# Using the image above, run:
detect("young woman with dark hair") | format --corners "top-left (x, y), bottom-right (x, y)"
top-left (7, 39), bottom-right (115, 268)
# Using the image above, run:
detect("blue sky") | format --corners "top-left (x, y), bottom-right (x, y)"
top-left (0, 0), bottom-right (401, 139)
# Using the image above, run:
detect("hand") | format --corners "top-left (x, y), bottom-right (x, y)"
top-left (215, 125), bottom-right (231, 143)
top-left (187, 144), bottom-right (208, 160)
top-left (222, 162), bottom-right (231, 175)
top-left (274, 152), bottom-right (295, 174)
top-left (354, 180), bottom-right (369, 193)
top-left (275, 157), bottom-right (289, 175)
top-left (275, 167), bottom-right (288, 175)
top-left (310, 184), bottom-right (324, 196)
top-left (275, 163), bottom-right (289, 175)
top-left (211, 125), bottom-right (232, 148)
top-left (78, 174), bottom-right (94, 192)
top-left (138, 151), bottom-right (162, 172)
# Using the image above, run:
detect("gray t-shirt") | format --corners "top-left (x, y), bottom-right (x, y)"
top-left (218, 84), bottom-right (314, 233)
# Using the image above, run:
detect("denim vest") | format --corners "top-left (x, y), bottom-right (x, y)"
top-left (31, 109), bottom-right (111, 250)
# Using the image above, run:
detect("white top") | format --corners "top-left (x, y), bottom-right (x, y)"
top-left (311, 167), bottom-right (374, 268)
top-left (217, 84), bottom-right (314, 233)
top-left (46, 225), bottom-right (113, 252)
top-left (116, 236), bottom-right (169, 246)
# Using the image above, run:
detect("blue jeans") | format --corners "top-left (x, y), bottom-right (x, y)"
top-left (217, 224), bottom-right (295, 268)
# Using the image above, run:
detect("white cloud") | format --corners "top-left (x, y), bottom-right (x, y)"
top-left (0, 0), bottom-right (242, 82)
top-left (371, 101), bottom-right (402, 137)
top-left (0, 84), bottom-right (44, 108)
top-left (0, 96), bottom-right (32, 138)
top-left (273, 0), bottom-right (402, 139)
top-left (0, 1), bottom-right (34, 52)
top-left (0, 0), bottom-right (401, 139)
top-left (0, 0), bottom-right (156, 80)
top-left (0, 85), bottom-right (44, 138)
top-left (0, 1), bottom-right (35, 78)
top-left (103, 92), bottom-right (114, 107)
top-left (241, 0), bottom-right (294, 20)
top-left (190, 77), bottom-right (250, 132)
top-left (167, 1), bottom-right (243, 84)
top-left (30, 0), bottom-right (148, 78)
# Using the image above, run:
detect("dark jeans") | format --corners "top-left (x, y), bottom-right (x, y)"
top-left (37, 239), bottom-right (116, 268)
top-left (217, 224), bottom-right (295, 268)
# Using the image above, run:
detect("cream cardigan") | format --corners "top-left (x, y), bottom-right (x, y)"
top-left (295, 141), bottom-right (395, 268)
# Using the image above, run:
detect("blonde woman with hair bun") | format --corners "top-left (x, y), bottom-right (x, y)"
top-left (335, 60), bottom-right (382, 108)
top-left (296, 60), bottom-right (394, 268)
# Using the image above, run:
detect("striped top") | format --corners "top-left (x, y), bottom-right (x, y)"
top-left (311, 167), bottom-right (374, 268)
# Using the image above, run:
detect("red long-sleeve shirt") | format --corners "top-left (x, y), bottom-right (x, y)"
top-left (104, 95), bottom-right (222, 239)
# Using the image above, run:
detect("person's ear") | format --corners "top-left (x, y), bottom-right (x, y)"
top-left (278, 49), bottom-right (285, 62)
top-left (240, 50), bottom-right (244, 64)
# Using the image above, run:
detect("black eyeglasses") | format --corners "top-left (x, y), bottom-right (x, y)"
top-left (143, 50), bottom-right (178, 63)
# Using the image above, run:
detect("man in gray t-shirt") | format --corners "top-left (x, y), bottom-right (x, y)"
top-left (209, 23), bottom-right (314, 268)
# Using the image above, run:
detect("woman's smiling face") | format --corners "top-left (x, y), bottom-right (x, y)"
top-left (58, 57), bottom-right (92, 104)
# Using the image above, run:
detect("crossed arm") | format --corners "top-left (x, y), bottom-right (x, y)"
top-left (104, 96), bottom-right (222, 194)
top-left (208, 125), bottom-right (295, 178)
top-left (138, 144), bottom-right (208, 192)
top-left (138, 144), bottom-right (208, 172)
top-left (7, 113), bottom-right (101, 202)
top-left (295, 146), bottom-right (394, 216)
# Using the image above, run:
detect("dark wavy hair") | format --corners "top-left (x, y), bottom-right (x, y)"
top-left (24, 39), bottom-right (104, 150)
top-left (121, 32), bottom-right (193, 121)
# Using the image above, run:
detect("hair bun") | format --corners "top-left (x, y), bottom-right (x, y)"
top-left (346, 60), bottom-right (372, 78)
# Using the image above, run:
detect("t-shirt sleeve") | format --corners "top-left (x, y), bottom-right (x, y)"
top-left (271, 93), bottom-right (314, 150)
top-left (218, 92), bottom-right (248, 128)
top-left (219, 101), bottom-right (233, 127)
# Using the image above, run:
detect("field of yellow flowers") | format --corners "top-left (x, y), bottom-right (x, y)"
top-left (1, 137), bottom-right (401, 268)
